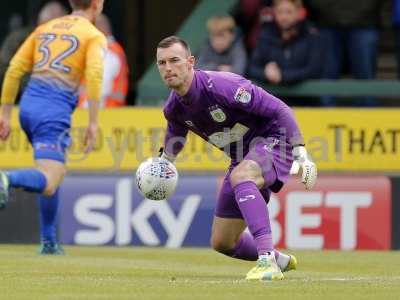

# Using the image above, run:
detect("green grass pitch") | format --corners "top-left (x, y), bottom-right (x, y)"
top-left (0, 245), bottom-right (399, 300)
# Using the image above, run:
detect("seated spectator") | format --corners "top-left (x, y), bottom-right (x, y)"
top-left (248, 0), bottom-right (323, 85)
top-left (305, 0), bottom-right (382, 106)
top-left (304, 0), bottom-right (382, 81)
top-left (78, 14), bottom-right (129, 108)
top-left (233, 0), bottom-right (273, 52)
top-left (196, 15), bottom-right (247, 75)
top-left (394, 0), bottom-right (400, 78)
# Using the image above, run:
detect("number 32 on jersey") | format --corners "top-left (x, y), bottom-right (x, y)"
top-left (34, 33), bottom-right (79, 73)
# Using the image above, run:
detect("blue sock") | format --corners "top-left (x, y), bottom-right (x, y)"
top-left (7, 169), bottom-right (47, 193)
top-left (38, 188), bottom-right (60, 244)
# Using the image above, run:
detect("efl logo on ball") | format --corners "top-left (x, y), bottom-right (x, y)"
top-left (135, 157), bottom-right (179, 201)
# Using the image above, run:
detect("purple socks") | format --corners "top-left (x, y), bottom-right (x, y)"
top-left (233, 181), bottom-right (273, 256)
top-left (231, 232), bottom-right (284, 262)
top-left (231, 232), bottom-right (258, 261)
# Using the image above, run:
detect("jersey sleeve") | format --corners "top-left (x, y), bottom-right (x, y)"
top-left (215, 80), bottom-right (304, 145)
top-left (1, 30), bottom-right (35, 104)
top-left (163, 105), bottom-right (189, 158)
top-left (85, 35), bottom-right (107, 102)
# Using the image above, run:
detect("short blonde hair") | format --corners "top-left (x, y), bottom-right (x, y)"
top-left (206, 15), bottom-right (236, 35)
top-left (273, 0), bottom-right (303, 8)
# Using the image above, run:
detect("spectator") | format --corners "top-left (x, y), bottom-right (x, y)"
top-left (248, 0), bottom-right (323, 85)
top-left (196, 15), bottom-right (247, 75)
top-left (233, 0), bottom-right (273, 52)
top-left (305, 0), bottom-right (382, 81)
top-left (37, 1), bottom-right (68, 25)
top-left (0, 2), bottom-right (67, 88)
top-left (394, 0), bottom-right (400, 78)
top-left (79, 14), bottom-right (129, 108)
top-left (8, 14), bottom-right (24, 32)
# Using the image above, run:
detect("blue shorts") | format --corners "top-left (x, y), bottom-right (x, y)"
top-left (19, 89), bottom-right (72, 163)
top-left (18, 80), bottom-right (76, 163)
top-left (19, 112), bottom-right (71, 163)
top-left (215, 137), bottom-right (293, 219)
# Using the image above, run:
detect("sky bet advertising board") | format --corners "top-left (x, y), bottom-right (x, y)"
top-left (59, 175), bottom-right (391, 250)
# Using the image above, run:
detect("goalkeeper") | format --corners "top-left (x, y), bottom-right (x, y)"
top-left (156, 36), bottom-right (317, 281)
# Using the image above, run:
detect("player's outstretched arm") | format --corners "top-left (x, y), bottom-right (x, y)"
top-left (0, 32), bottom-right (35, 141)
top-left (290, 145), bottom-right (317, 190)
top-left (83, 99), bottom-right (99, 154)
top-left (83, 35), bottom-right (106, 154)
top-left (1, 31), bottom-right (35, 108)
top-left (0, 104), bottom-right (12, 140)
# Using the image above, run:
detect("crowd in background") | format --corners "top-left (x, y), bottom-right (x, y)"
top-left (198, 0), bottom-right (399, 106)
top-left (1, 0), bottom-right (399, 107)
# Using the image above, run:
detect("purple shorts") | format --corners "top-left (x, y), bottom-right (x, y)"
top-left (215, 137), bottom-right (293, 219)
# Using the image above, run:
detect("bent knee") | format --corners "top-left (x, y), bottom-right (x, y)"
top-left (230, 160), bottom-right (262, 187)
top-left (39, 168), bottom-right (66, 196)
top-left (43, 185), bottom-right (58, 197)
top-left (210, 235), bottom-right (236, 254)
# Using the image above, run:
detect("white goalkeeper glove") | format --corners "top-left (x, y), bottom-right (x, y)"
top-left (159, 147), bottom-right (176, 163)
top-left (290, 145), bottom-right (317, 190)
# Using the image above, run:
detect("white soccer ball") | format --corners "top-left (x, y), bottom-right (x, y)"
top-left (135, 157), bottom-right (178, 201)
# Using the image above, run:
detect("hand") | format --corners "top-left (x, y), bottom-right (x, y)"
top-left (290, 146), bottom-right (317, 190)
top-left (218, 65), bottom-right (232, 72)
top-left (264, 62), bottom-right (282, 84)
top-left (83, 123), bottom-right (98, 154)
top-left (159, 147), bottom-right (176, 163)
top-left (0, 117), bottom-right (11, 141)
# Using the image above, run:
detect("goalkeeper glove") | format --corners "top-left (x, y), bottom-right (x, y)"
top-left (290, 145), bottom-right (317, 190)
top-left (159, 147), bottom-right (176, 163)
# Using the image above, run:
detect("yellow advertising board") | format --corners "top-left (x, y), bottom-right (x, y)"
top-left (0, 108), bottom-right (399, 172)
top-left (296, 108), bottom-right (400, 171)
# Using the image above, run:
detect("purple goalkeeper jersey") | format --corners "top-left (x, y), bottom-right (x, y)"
top-left (163, 70), bottom-right (303, 162)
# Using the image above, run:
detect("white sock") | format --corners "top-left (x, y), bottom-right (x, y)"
top-left (275, 251), bottom-right (290, 270)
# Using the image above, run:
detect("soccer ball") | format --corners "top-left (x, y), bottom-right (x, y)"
top-left (135, 157), bottom-right (178, 201)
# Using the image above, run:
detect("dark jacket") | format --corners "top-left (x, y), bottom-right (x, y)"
top-left (304, 0), bottom-right (384, 28)
top-left (248, 21), bottom-right (323, 84)
top-left (196, 37), bottom-right (247, 76)
top-left (394, 0), bottom-right (400, 26)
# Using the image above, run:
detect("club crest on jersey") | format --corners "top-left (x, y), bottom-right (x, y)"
top-left (234, 87), bottom-right (251, 104)
top-left (209, 106), bottom-right (226, 123)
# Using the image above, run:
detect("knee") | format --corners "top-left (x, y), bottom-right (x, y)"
top-left (210, 234), bottom-right (236, 254)
top-left (43, 175), bottom-right (64, 196)
top-left (40, 168), bottom-right (66, 197)
top-left (43, 185), bottom-right (57, 197)
top-left (229, 160), bottom-right (261, 188)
